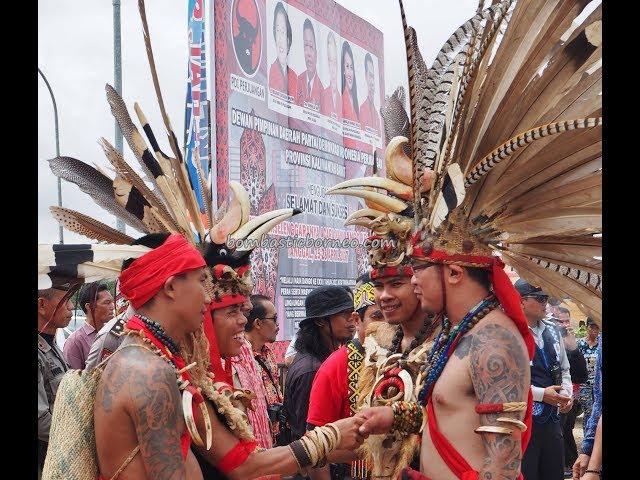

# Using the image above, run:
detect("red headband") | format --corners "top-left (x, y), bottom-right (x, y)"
top-left (370, 265), bottom-right (414, 279)
top-left (411, 239), bottom-right (535, 360)
top-left (119, 234), bottom-right (206, 309)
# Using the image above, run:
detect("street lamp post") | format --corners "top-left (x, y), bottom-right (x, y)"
top-left (113, 0), bottom-right (126, 234)
top-left (38, 68), bottom-right (64, 244)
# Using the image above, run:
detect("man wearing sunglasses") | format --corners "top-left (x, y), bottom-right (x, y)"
top-left (516, 279), bottom-right (573, 480)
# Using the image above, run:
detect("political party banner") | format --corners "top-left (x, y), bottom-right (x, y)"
top-left (210, 0), bottom-right (385, 340)
top-left (185, 0), bottom-right (211, 215)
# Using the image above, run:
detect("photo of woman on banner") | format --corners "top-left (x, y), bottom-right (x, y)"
top-left (341, 40), bottom-right (359, 123)
top-left (295, 18), bottom-right (323, 110)
top-left (268, 1), bottom-right (297, 101)
top-left (359, 52), bottom-right (381, 137)
top-left (321, 31), bottom-right (342, 119)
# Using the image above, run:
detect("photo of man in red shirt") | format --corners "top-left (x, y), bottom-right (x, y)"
top-left (359, 53), bottom-right (381, 137)
top-left (296, 18), bottom-right (323, 110)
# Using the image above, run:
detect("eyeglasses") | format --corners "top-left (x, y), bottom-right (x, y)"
top-left (525, 296), bottom-right (549, 304)
top-left (370, 310), bottom-right (384, 321)
top-left (262, 316), bottom-right (278, 323)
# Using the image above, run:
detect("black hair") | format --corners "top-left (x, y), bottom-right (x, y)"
top-left (302, 18), bottom-right (315, 44)
top-left (465, 266), bottom-right (492, 291)
top-left (245, 294), bottom-right (272, 331)
top-left (364, 52), bottom-right (374, 73)
top-left (294, 316), bottom-right (333, 361)
top-left (356, 306), bottom-right (368, 320)
top-left (78, 282), bottom-right (109, 314)
top-left (121, 233), bottom-right (171, 271)
top-left (341, 41), bottom-right (359, 117)
top-left (273, 2), bottom-right (293, 53)
top-left (558, 306), bottom-right (570, 316)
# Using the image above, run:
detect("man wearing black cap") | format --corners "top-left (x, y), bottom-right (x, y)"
top-left (37, 285), bottom-right (74, 477)
top-left (283, 285), bottom-right (356, 449)
top-left (516, 279), bottom-right (573, 480)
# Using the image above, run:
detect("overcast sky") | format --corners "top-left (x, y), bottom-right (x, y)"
top-left (38, 0), bottom-right (483, 243)
top-left (38, 0), bottom-right (596, 244)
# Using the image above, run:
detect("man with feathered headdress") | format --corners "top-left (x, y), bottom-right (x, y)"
top-left (355, 1), bottom-right (602, 479)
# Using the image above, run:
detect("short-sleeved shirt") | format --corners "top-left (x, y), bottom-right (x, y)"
top-left (307, 346), bottom-right (350, 426)
top-left (283, 352), bottom-right (323, 440)
top-left (63, 321), bottom-right (97, 370)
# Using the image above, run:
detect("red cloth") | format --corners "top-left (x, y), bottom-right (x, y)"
top-left (359, 97), bottom-right (380, 136)
top-left (296, 70), bottom-right (323, 107)
top-left (321, 85), bottom-right (341, 118)
top-left (426, 394), bottom-right (531, 480)
top-left (217, 439), bottom-right (259, 474)
top-left (269, 60), bottom-right (297, 99)
top-left (307, 346), bottom-right (351, 426)
top-left (202, 309), bottom-right (234, 386)
top-left (118, 234), bottom-right (205, 309)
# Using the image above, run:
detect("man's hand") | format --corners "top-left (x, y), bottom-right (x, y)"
top-left (333, 416), bottom-right (366, 450)
top-left (559, 397), bottom-right (573, 414)
top-left (542, 385), bottom-right (571, 407)
top-left (573, 453), bottom-right (590, 479)
top-left (355, 406), bottom-right (394, 436)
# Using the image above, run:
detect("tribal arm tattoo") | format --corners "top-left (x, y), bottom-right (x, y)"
top-left (125, 350), bottom-right (186, 480)
top-left (469, 323), bottom-right (529, 480)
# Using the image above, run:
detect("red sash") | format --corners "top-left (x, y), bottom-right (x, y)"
top-left (426, 393), bottom-right (532, 480)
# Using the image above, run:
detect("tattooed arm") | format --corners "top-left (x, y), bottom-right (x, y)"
top-left (469, 322), bottom-right (530, 480)
top-left (124, 350), bottom-right (186, 480)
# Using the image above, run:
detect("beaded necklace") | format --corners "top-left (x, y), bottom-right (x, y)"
top-left (136, 314), bottom-right (181, 356)
top-left (388, 315), bottom-right (437, 357)
top-left (417, 294), bottom-right (499, 406)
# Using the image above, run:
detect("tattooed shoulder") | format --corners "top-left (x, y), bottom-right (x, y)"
top-left (469, 322), bottom-right (529, 406)
top-left (470, 322), bottom-right (529, 480)
top-left (124, 347), bottom-right (185, 479)
top-left (454, 335), bottom-right (473, 359)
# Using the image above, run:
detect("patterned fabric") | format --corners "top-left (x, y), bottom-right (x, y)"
top-left (577, 337), bottom-right (600, 423)
top-left (581, 336), bottom-right (602, 455)
top-left (232, 340), bottom-right (273, 449)
top-left (346, 339), bottom-right (364, 415)
top-left (254, 343), bottom-right (283, 405)
top-left (354, 281), bottom-right (376, 311)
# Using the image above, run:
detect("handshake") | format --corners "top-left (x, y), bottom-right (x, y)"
top-left (330, 406), bottom-right (396, 450)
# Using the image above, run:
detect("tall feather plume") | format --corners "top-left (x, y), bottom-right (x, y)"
top-left (48, 156), bottom-right (148, 233)
top-left (133, 103), bottom-right (208, 236)
top-left (403, 0), bottom-right (602, 320)
top-left (465, 118), bottom-right (602, 187)
top-left (104, 84), bottom-right (193, 239)
top-left (137, 0), bottom-right (209, 239)
top-left (50, 206), bottom-right (135, 244)
top-left (99, 137), bottom-right (180, 231)
top-left (501, 250), bottom-right (601, 322)
top-left (112, 175), bottom-right (172, 233)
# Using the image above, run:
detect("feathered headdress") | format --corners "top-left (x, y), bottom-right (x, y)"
top-left (326, 87), bottom-right (415, 279)
top-left (39, 0), bottom-right (300, 440)
top-left (399, 0), bottom-right (602, 324)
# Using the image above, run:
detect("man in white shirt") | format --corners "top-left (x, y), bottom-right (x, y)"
top-left (516, 279), bottom-right (572, 480)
